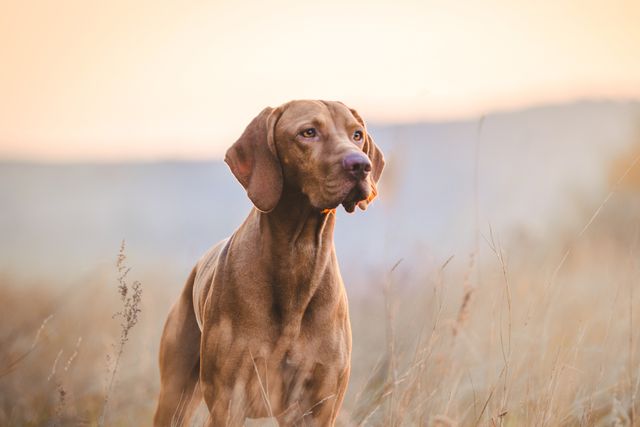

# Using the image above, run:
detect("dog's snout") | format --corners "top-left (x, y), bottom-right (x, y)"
top-left (342, 153), bottom-right (371, 179)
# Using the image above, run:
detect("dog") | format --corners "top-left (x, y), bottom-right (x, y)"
top-left (153, 100), bottom-right (385, 426)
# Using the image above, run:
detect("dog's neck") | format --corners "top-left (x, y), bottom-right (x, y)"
top-left (259, 190), bottom-right (336, 249)
top-left (249, 190), bottom-right (339, 321)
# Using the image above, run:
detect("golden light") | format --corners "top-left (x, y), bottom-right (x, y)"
top-left (1, 0), bottom-right (639, 161)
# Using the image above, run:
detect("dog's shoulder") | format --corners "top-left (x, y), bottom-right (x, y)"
top-left (192, 237), bottom-right (229, 330)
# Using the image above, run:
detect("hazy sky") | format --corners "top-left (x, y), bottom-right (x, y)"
top-left (1, 0), bottom-right (640, 161)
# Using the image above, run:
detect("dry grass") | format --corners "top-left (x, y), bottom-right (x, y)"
top-left (2, 168), bottom-right (640, 426)
top-left (343, 235), bottom-right (639, 426)
top-left (0, 243), bottom-right (158, 426)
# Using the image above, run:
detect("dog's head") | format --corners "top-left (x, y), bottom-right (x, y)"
top-left (225, 100), bottom-right (385, 213)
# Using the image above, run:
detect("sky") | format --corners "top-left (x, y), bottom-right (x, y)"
top-left (1, 0), bottom-right (640, 161)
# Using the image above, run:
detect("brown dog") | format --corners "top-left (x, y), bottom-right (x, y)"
top-left (153, 100), bottom-right (384, 426)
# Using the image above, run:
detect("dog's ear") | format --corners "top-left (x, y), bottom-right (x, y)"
top-left (349, 107), bottom-right (385, 211)
top-left (225, 107), bottom-right (284, 212)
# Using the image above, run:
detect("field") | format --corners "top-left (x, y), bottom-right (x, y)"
top-left (1, 175), bottom-right (639, 427)
top-left (2, 133), bottom-right (640, 426)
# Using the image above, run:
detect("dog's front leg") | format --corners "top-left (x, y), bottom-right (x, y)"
top-left (276, 364), bottom-right (350, 427)
top-left (201, 329), bottom-right (253, 427)
top-left (200, 369), bottom-right (249, 427)
top-left (201, 370), bottom-right (250, 427)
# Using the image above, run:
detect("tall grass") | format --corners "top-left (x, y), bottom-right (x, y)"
top-left (0, 228), bottom-right (638, 425)
top-left (0, 242), bottom-right (149, 426)
top-left (1, 156), bottom-right (639, 425)
top-left (99, 240), bottom-right (143, 426)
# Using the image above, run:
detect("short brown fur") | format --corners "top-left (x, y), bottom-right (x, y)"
top-left (154, 100), bottom-right (384, 426)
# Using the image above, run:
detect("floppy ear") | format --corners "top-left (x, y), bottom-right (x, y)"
top-left (349, 108), bottom-right (386, 210)
top-left (224, 107), bottom-right (284, 212)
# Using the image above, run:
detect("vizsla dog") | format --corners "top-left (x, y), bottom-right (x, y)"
top-left (153, 100), bottom-right (385, 426)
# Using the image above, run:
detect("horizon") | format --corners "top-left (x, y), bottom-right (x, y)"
top-left (1, 97), bottom-right (638, 164)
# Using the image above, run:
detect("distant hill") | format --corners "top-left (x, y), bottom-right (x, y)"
top-left (1, 100), bottom-right (639, 289)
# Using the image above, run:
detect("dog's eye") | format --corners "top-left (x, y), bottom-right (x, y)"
top-left (353, 130), bottom-right (363, 142)
top-left (300, 128), bottom-right (317, 138)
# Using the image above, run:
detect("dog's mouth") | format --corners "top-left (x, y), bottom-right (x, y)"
top-left (340, 181), bottom-right (371, 213)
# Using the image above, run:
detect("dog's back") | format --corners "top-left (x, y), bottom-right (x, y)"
top-left (192, 238), bottom-right (229, 331)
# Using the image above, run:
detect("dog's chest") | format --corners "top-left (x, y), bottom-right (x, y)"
top-left (235, 325), bottom-right (349, 418)
top-left (285, 332), bottom-right (342, 366)
top-left (259, 326), bottom-right (349, 400)
top-left (277, 317), bottom-right (350, 373)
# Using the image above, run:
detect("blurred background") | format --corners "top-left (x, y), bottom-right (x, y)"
top-left (1, 1), bottom-right (640, 426)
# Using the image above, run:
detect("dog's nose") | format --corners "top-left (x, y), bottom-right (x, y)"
top-left (342, 153), bottom-right (371, 179)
